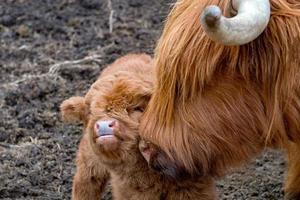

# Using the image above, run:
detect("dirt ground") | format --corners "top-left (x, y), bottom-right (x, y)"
top-left (0, 0), bottom-right (286, 199)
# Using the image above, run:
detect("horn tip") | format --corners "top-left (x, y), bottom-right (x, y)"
top-left (201, 5), bottom-right (222, 28)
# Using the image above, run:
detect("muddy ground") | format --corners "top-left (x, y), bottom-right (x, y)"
top-left (0, 0), bottom-right (286, 199)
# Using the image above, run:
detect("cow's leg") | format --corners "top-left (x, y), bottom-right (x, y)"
top-left (72, 167), bottom-right (109, 200)
top-left (72, 135), bottom-right (109, 200)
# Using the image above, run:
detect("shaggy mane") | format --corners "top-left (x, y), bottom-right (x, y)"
top-left (140, 0), bottom-right (300, 173)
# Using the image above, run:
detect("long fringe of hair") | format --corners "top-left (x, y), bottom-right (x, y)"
top-left (141, 0), bottom-right (300, 173)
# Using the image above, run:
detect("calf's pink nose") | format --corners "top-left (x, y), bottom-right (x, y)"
top-left (95, 120), bottom-right (118, 137)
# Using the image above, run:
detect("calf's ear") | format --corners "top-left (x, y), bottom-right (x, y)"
top-left (149, 149), bottom-right (192, 181)
top-left (139, 140), bottom-right (192, 181)
top-left (60, 96), bottom-right (88, 124)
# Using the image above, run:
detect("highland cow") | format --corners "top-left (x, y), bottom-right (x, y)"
top-left (60, 54), bottom-right (216, 200)
top-left (139, 1), bottom-right (300, 199)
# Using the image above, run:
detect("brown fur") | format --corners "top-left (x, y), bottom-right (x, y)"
top-left (60, 54), bottom-right (216, 200)
top-left (139, 0), bottom-right (300, 198)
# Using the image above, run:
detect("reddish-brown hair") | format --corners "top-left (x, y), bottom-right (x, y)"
top-left (140, 0), bottom-right (300, 176)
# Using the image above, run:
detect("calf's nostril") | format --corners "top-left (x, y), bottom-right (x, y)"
top-left (108, 120), bottom-right (116, 128)
top-left (95, 120), bottom-right (117, 137)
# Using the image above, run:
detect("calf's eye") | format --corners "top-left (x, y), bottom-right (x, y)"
top-left (133, 106), bottom-right (144, 112)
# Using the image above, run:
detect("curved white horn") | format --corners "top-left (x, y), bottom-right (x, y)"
top-left (200, 0), bottom-right (271, 45)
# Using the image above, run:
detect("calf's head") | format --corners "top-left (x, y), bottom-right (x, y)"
top-left (87, 78), bottom-right (152, 167)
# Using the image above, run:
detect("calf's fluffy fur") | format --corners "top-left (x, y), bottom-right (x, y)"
top-left (60, 54), bottom-right (216, 200)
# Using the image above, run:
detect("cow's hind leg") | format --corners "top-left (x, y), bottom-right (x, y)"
top-left (285, 141), bottom-right (300, 200)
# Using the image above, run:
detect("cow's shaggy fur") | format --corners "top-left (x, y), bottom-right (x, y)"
top-left (139, 1), bottom-right (300, 199)
top-left (60, 54), bottom-right (216, 200)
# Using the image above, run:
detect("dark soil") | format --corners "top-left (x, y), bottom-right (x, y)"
top-left (0, 0), bottom-right (286, 199)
